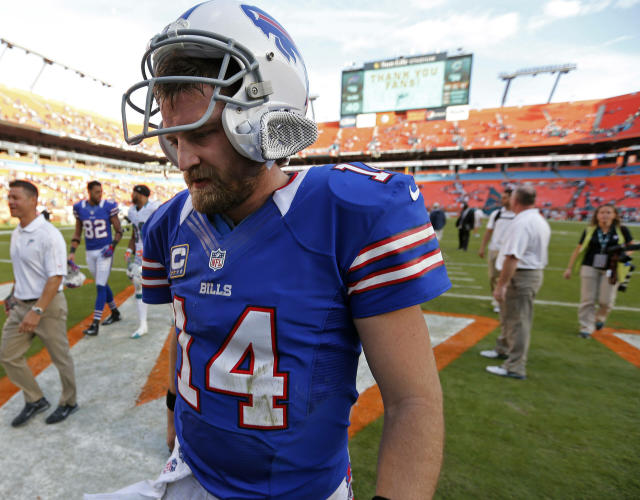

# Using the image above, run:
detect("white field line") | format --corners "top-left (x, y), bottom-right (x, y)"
top-left (445, 261), bottom-right (568, 272)
top-left (443, 292), bottom-right (640, 312)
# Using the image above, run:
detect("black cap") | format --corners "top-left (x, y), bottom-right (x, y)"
top-left (133, 184), bottom-right (151, 197)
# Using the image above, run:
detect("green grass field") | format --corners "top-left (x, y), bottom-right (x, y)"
top-left (1, 220), bottom-right (638, 498)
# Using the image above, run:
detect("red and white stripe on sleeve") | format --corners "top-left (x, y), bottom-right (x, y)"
top-left (347, 222), bottom-right (443, 295)
top-left (142, 257), bottom-right (169, 288)
top-left (349, 222), bottom-right (436, 272)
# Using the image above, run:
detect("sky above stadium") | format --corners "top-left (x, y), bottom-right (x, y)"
top-left (1, 0), bottom-right (639, 124)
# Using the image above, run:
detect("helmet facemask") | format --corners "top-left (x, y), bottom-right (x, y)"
top-left (122, 26), bottom-right (317, 164)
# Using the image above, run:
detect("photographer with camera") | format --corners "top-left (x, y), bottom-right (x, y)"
top-left (563, 203), bottom-right (634, 338)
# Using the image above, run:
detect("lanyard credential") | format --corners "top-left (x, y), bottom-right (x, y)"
top-left (596, 228), bottom-right (611, 253)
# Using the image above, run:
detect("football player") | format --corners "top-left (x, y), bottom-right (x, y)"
top-left (124, 184), bottom-right (160, 339)
top-left (70, 181), bottom-right (123, 336)
top-left (89, 1), bottom-right (449, 499)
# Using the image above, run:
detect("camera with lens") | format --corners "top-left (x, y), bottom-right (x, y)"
top-left (607, 243), bottom-right (640, 292)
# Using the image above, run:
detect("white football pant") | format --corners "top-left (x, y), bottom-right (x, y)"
top-left (86, 248), bottom-right (113, 286)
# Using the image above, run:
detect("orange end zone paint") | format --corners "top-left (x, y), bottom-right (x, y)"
top-left (348, 311), bottom-right (499, 438)
top-left (592, 327), bottom-right (640, 368)
top-left (136, 330), bottom-right (173, 406)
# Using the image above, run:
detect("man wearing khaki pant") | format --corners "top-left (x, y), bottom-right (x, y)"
top-left (1, 180), bottom-right (78, 427)
top-left (484, 185), bottom-right (550, 379)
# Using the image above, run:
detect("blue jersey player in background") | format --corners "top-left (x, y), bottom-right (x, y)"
top-left (70, 180), bottom-right (123, 336)
top-left (86, 1), bottom-right (449, 499)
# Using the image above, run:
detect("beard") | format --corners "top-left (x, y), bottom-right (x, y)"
top-left (185, 163), bottom-right (262, 215)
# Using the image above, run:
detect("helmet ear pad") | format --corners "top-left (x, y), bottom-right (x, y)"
top-left (259, 111), bottom-right (317, 160)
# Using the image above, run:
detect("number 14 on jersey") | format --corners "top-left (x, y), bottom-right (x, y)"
top-left (173, 296), bottom-right (289, 430)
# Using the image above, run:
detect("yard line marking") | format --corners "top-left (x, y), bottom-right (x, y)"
top-left (442, 292), bottom-right (640, 312)
top-left (447, 261), bottom-right (568, 272)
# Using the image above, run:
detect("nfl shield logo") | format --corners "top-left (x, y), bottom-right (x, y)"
top-left (209, 248), bottom-right (226, 271)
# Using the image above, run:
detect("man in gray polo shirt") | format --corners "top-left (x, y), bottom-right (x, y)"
top-left (485, 185), bottom-right (550, 379)
top-left (1, 180), bottom-right (78, 426)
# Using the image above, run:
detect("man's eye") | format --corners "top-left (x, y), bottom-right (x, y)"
top-left (194, 129), bottom-right (214, 140)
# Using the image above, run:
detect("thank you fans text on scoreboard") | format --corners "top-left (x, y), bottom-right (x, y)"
top-left (340, 52), bottom-right (472, 123)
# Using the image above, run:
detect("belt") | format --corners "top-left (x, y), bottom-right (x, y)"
top-left (515, 268), bottom-right (541, 272)
top-left (17, 291), bottom-right (61, 303)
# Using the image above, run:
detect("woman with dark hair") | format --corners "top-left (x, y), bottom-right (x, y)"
top-left (563, 204), bottom-right (634, 338)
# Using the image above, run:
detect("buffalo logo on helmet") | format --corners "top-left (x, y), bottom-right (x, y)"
top-left (241, 5), bottom-right (301, 64)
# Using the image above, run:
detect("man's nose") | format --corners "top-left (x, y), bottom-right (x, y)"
top-left (177, 141), bottom-right (200, 172)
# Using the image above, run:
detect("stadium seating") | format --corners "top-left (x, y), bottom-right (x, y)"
top-left (0, 84), bottom-right (163, 157)
top-left (415, 166), bottom-right (640, 221)
top-left (1, 157), bottom-right (183, 225)
top-left (2, 82), bottom-right (639, 162)
top-left (306, 92), bottom-right (640, 156)
top-left (1, 81), bottom-right (639, 224)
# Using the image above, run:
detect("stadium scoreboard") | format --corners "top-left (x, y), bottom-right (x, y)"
top-left (340, 52), bottom-right (472, 122)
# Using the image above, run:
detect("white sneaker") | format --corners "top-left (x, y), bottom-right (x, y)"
top-left (480, 349), bottom-right (506, 359)
top-left (493, 305), bottom-right (500, 313)
top-left (131, 324), bottom-right (148, 339)
top-left (486, 365), bottom-right (526, 379)
top-left (485, 365), bottom-right (508, 376)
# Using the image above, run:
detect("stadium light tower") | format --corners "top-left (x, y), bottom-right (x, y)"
top-left (498, 63), bottom-right (577, 107)
top-left (0, 37), bottom-right (112, 92)
top-left (309, 94), bottom-right (319, 122)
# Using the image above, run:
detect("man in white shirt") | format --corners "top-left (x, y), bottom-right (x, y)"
top-left (1, 180), bottom-right (78, 426)
top-left (484, 185), bottom-right (550, 379)
top-left (478, 187), bottom-right (515, 313)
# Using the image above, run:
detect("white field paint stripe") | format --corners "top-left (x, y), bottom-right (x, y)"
top-left (452, 277), bottom-right (476, 281)
top-left (451, 284), bottom-right (482, 289)
top-left (614, 333), bottom-right (640, 350)
top-left (350, 225), bottom-right (434, 269)
top-left (449, 262), bottom-right (568, 272)
top-left (443, 292), bottom-right (640, 312)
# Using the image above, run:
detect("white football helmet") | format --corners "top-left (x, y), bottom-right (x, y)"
top-left (126, 262), bottom-right (142, 281)
top-left (64, 260), bottom-right (86, 289)
top-left (122, 0), bottom-right (317, 164)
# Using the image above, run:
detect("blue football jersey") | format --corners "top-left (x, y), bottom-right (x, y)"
top-left (142, 163), bottom-right (451, 499)
top-left (73, 199), bottom-right (119, 251)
